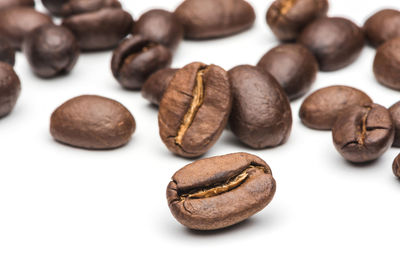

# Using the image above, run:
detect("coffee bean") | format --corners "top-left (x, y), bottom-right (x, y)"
top-left (332, 104), bottom-right (394, 163)
top-left (50, 95), bottom-right (135, 150)
top-left (373, 37), bottom-right (400, 90)
top-left (0, 36), bottom-right (15, 66)
top-left (300, 86), bottom-right (373, 130)
top-left (132, 9), bottom-right (183, 51)
top-left (62, 8), bottom-right (133, 51)
top-left (159, 62), bottom-right (231, 158)
top-left (228, 65), bottom-right (292, 149)
top-left (364, 9), bottom-right (400, 48)
top-left (23, 25), bottom-right (80, 78)
top-left (389, 101), bottom-right (400, 147)
top-left (298, 17), bottom-right (364, 71)
top-left (174, 0), bottom-right (255, 39)
top-left (392, 154), bottom-right (400, 178)
top-left (167, 152), bottom-right (276, 230)
top-left (0, 0), bottom-right (34, 11)
top-left (141, 68), bottom-right (177, 106)
top-left (42, 0), bottom-right (121, 17)
top-left (0, 62), bottom-right (21, 118)
top-left (266, 0), bottom-right (329, 41)
top-left (257, 44), bottom-right (318, 100)
top-left (111, 35), bottom-right (172, 90)
top-left (0, 7), bottom-right (53, 50)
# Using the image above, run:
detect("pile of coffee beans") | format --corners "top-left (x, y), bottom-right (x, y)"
top-left (1, 0), bottom-right (400, 231)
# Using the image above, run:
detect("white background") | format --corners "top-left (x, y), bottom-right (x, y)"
top-left (1, 0), bottom-right (400, 266)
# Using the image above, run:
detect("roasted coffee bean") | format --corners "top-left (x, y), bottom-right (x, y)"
top-left (389, 101), bottom-right (400, 147)
top-left (266, 0), bottom-right (329, 41)
top-left (0, 7), bottom-right (53, 50)
top-left (159, 62), bottom-right (231, 158)
top-left (42, 0), bottom-right (121, 17)
top-left (332, 104), bottom-right (394, 163)
top-left (167, 152), bottom-right (276, 230)
top-left (0, 0), bottom-right (34, 11)
top-left (298, 17), bottom-right (365, 71)
top-left (363, 9), bottom-right (400, 48)
top-left (0, 62), bottom-right (21, 118)
top-left (300, 86), bottom-right (373, 130)
top-left (373, 37), bottom-right (400, 90)
top-left (50, 95), bottom-right (135, 149)
top-left (141, 68), bottom-right (177, 106)
top-left (392, 154), bottom-right (400, 178)
top-left (228, 65), bottom-right (292, 149)
top-left (174, 0), bottom-right (255, 39)
top-left (62, 8), bottom-right (133, 51)
top-left (111, 35), bottom-right (172, 90)
top-left (257, 44), bottom-right (318, 100)
top-left (0, 36), bottom-right (15, 66)
top-left (23, 25), bottom-right (80, 78)
top-left (132, 9), bottom-right (183, 51)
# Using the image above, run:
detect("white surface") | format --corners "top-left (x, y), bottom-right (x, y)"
top-left (1, 0), bottom-right (400, 266)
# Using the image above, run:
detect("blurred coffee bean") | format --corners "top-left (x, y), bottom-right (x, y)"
top-left (42, 0), bottom-right (121, 17)
top-left (389, 101), bottom-right (400, 147)
top-left (0, 0), bottom-right (34, 11)
top-left (141, 68), bottom-right (178, 106)
top-left (0, 62), bottom-right (21, 118)
top-left (373, 37), bottom-right (400, 90)
top-left (0, 36), bottom-right (15, 66)
top-left (364, 9), bottom-right (400, 48)
top-left (392, 154), bottom-right (400, 178)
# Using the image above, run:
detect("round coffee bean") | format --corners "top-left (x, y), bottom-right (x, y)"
top-left (50, 95), bottom-right (135, 150)
top-left (392, 154), bottom-right (400, 178)
top-left (159, 62), bottom-right (232, 158)
top-left (111, 35), bottom-right (172, 90)
top-left (0, 7), bottom-right (53, 50)
top-left (0, 62), bottom-right (21, 118)
top-left (0, 36), bottom-right (15, 66)
top-left (257, 44), bottom-right (318, 100)
top-left (0, 0), bottom-right (34, 11)
top-left (300, 86), bottom-right (373, 130)
top-left (42, 0), bottom-right (121, 17)
top-left (298, 17), bottom-right (364, 71)
top-left (167, 152), bottom-right (276, 230)
top-left (132, 9), bottom-right (183, 51)
top-left (174, 0), bottom-right (255, 39)
top-left (141, 68), bottom-right (177, 106)
top-left (266, 0), bottom-right (329, 41)
top-left (332, 104), bottom-right (394, 163)
top-left (228, 65), bottom-right (292, 149)
top-left (363, 9), bottom-right (400, 48)
top-left (389, 101), bottom-right (400, 147)
top-left (23, 25), bottom-right (80, 78)
top-left (62, 8), bottom-right (133, 51)
top-left (373, 37), bottom-right (400, 90)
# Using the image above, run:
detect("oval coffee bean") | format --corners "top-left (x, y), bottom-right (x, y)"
top-left (62, 8), bottom-right (133, 51)
top-left (174, 0), bottom-right (255, 39)
top-left (0, 7), bottom-right (53, 50)
top-left (257, 44), bottom-right (318, 101)
top-left (167, 152), bottom-right (276, 230)
top-left (389, 101), bottom-right (400, 147)
top-left (266, 0), bottom-right (329, 41)
top-left (299, 86), bottom-right (373, 130)
top-left (228, 65), bottom-right (292, 149)
top-left (393, 154), bottom-right (400, 178)
top-left (0, 62), bottom-right (21, 118)
top-left (42, 0), bottom-right (121, 17)
top-left (373, 37), bottom-right (400, 90)
top-left (132, 9), bottom-right (183, 51)
top-left (141, 68), bottom-right (177, 106)
top-left (0, 0), bottom-right (34, 11)
top-left (0, 36), bottom-right (15, 66)
top-left (332, 104), bottom-right (394, 163)
top-left (159, 62), bottom-right (232, 158)
top-left (111, 35), bottom-right (172, 90)
top-left (298, 17), bottom-right (364, 71)
top-left (50, 95), bottom-right (135, 149)
top-left (23, 25), bottom-right (80, 78)
top-left (363, 9), bottom-right (400, 48)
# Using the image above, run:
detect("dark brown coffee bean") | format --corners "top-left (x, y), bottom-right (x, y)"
top-left (297, 17), bottom-right (365, 71)
top-left (266, 0), bottom-right (329, 41)
top-left (0, 0), bottom-right (34, 11)
top-left (228, 65), bottom-right (292, 149)
top-left (363, 9), bottom-right (400, 48)
top-left (332, 104), bottom-right (394, 163)
top-left (300, 86), bottom-right (373, 130)
top-left (167, 152), bottom-right (276, 230)
top-left (373, 37), bottom-right (400, 90)
top-left (23, 25), bottom-right (80, 78)
top-left (111, 35), bottom-right (172, 90)
top-left (389, 101), bottom-right (400, 147)
top-left (141, 68), bottom-right (177, 106)
top-left (62, 8), bottom-right (133, 51)
top-left (174, 0), bottom-right (255, 39)
top-left (0, 7), bottom-right (53, 50)
top-left (0, 36), bottom-right (15, 66)
top-left (257, 44), bottom-right (318, 101)
top-left (132, 9), bottom-right (183, 51)
top-left (42, 0), bottom-right (121, 17)
top-left (159, 62), bottom-right (232, 158)
top-left (50, 95), bottom-right (135, 150)
top-left (0, 62), bottom-right (21, 118)
top-left (393, 154), bottom-right (400, 178)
